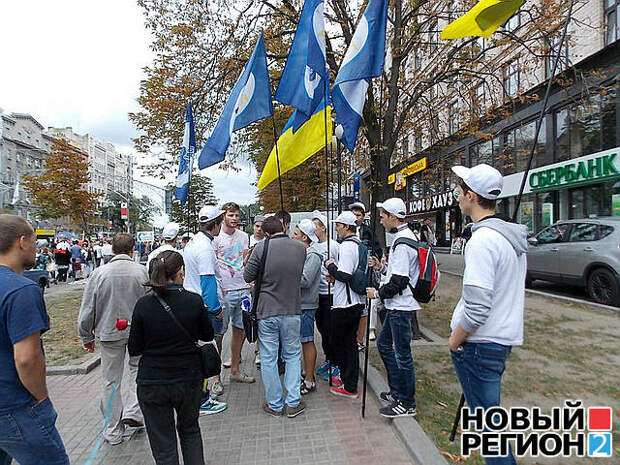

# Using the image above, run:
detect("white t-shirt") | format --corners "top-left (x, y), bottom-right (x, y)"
top-left (314, 240), bottom-right (339, 295)
top-left (183, 232), bottom-right (217, 296)
top-left (332, 237), bottom-right (365, 309)
top-left (213, 229), bottom-right (250, 291)
top-left (146, 243), bottom-right (176, 272)
top-left (383, 227), bottom-right (421, 311)
top-left (450, 227), bottom-right (526, 346)
top-left (94, 245), bottom-right (103, 259)
top-left (249, 234), bottom-right (264, 248)
top-left (102, 244), bottom-right (113, 256)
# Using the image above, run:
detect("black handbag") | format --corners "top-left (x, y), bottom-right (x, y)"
top-left (244, 237), bottom-right (270, 343)
top-left (153, 293), bottom-right (221, 379)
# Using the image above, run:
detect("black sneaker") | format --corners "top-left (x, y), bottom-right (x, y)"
top-left (379, 391), bottom-right (396, 403)
top-left (379, 400), bottom-right (417, 418)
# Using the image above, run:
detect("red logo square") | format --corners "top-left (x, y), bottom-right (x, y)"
top-left (588, 407), bottom-right (612, 431)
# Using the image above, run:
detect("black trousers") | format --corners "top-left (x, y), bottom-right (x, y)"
top-left (315, 294), bottom-right (333, 361)
top-left (137, 380), bottom-right (205, 465)
top-left (331, 304), bottom-right (364, 393)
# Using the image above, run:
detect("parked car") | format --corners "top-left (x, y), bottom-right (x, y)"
top-left (23, 269), bottom-right (51, 295)
top-left (526, 217), bottom-right (620, 306)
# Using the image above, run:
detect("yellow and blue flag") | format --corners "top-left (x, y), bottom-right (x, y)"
top-left (257, 103), bottom-right (332, 191)
top-left (199, 33), bottom-right (273, 169)
top-left (332, 0), bottom-right (388, 153)
top-left (440, 0), bottom-right (524, 39)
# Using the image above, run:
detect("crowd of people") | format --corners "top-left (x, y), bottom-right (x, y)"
top-left (0, 163), bottom-right (526, 465)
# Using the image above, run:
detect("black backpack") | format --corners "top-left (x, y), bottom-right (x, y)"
top-left (343, 236), bottom-right (369, 300)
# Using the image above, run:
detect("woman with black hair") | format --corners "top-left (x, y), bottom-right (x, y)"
top-left (128, 250), bottom-right (214, 465)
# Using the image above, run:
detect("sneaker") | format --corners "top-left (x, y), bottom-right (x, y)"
top-left (199, 398), bottom-right (228, 416)
top-left (379, 400), bottom-right (417, 418)
top-left (369, 329), bottom-right (376, 341)
top-left (330, 386), bottom-right (358, 399)
top-left (358, 342), bottom-right (366, 352)
top-left (316, 360), bottom-right (330, 376)
top-left (330, 376), bottom-right (343, 387)
top-left (285, 400), bottom-right (306, 418)
top-left (121, 418), bottom-right (144, 428)
top-left (263, 403), bottom-right (283, 417)
top-left (379, 391), bottom-right (397, 403)
top-left (230, 372), bottom-right (255, 384)
top-left (105, 436), bottom-right (124, 446)
top-left (322, 366), bottom-right (340, 381)
top-left (223, 359), bottom-right (232, 368)
top-left (255, 352), bottom-right (261, 368)
top-left (211, 380), bottom-right (224, 396)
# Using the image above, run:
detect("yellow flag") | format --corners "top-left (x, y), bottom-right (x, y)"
top-left (257, 105), bottom-right (332, 191)
top-left (440, 0), bottom-right (524, 39)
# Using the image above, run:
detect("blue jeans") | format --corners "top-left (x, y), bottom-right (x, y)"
top-left (300, 309), bottom-right (316, 343)
top-left (377, 309), bottom-right (416, 407)
top-left (258, 315), bottom-right (301, 412)
top-left (451, 342), bottom-right (516, 465)
top-left (0, 398), bottom-right (69, 465)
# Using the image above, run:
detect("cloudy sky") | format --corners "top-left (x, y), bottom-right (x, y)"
top-left (0, 0), bottom-right (258, 205)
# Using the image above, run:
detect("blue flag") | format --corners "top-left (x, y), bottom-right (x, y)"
top-left (198, 33), bottom-right (273, 169)
top-left (332, 0), bottom-right (388, 153)
top-left (175, 103), bottom-right (196, 206)
top-left (274, 0), bottom-right (328, 132)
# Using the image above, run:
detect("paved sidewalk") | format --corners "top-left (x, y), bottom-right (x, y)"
top-left (45, 337), bottom-right (415, 465)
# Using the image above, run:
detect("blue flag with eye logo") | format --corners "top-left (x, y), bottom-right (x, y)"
top-left (175, 102), bottom-right (196, 206)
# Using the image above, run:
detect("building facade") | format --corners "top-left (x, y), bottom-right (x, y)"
top-left (379, 1), bottom-right (620, 247)
top-left (0, 111), bottom-right (52, 219)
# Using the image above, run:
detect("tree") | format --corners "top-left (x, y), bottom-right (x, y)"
top-left (23, 138), bottom-right (101, 232)
top-left (167, 173), bottom-right (219, 231)
top-left (102, 192), bottom-right (157, 233)
top-left (132, 0), bottom-right (575, 246)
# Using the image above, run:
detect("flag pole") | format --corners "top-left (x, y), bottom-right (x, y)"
top-left (323, 68), bottom-right (334, 388)
top-left (448, 0), bottom-right (575, 442)
top-left (270, 114), bottom-right (285, 211)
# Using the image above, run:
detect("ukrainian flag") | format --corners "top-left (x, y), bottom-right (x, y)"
top-left (440, 0), bottom-right (524, 40)
top-left (257, 103), bottom-right (332, 191)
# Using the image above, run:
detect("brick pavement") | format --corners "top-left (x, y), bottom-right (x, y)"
top-left (44, 337), bottom-right (416, 465)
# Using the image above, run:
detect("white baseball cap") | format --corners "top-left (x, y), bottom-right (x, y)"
top-left (198, 205), bottom-right (225, 223)
top-left (311, 210), bottom-right (328, 228)
top-left (376, 198), bottom-right (407, 219)
top-left (348, 201), bottom-right (366, 213)
top-left (297, 219), bottom-right (319, 243)
top-left (331, 211), bottom-right (357, 227)
top-left (451, 164), bottom-right (503, 200)
top-left (162, 222), bottom-right (180, 240)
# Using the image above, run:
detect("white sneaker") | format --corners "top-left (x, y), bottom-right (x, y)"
top-left (255, 353), bottom-right (261, 367)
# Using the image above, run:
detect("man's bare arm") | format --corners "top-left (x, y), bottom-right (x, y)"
top-left (14, 332), bottom-right (48, 402)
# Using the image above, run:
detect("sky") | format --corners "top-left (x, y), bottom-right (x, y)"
top-left (0, 0), bottom-right (258, 206)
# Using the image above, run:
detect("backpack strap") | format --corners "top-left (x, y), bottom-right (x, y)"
top-left (342, 237), bottom-right (360, 305)
top-left (391, 237), bottom-right (421, 295)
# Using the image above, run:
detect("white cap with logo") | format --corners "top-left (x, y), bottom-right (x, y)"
top-left (331, 211), bottom-right (357, 226)
top-left (451, 164), bottom-right (503, 200)
top-left (376, 198), bottom-right (407, 219)
top-left (311, 210), bottom-right (328, 228)
top-left (162, 222), bottom-right (180, 240)
top-left (198, 205), bottom-right (225, 223)
top-left (297, 219), bottom-right (319, 243)
top-left (348, 201), bottom-right (366, 213)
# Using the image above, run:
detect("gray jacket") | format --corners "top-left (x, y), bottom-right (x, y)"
top-left (243, 234), bottom-right (306, 320)
top-left (301, 245), bottom-right (322, 310)
top-left (78, 254), bottom-right (149, 343)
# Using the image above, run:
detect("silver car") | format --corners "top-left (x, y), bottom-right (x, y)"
top-left (526, 217), bottom-right (620, 306)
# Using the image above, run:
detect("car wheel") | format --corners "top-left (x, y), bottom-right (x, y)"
top-left (587, 268), bottom-right (620, 306)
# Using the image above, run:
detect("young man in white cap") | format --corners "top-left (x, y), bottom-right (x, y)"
top-left (325, 211), bottom-right (366, 399)
top-left (292, 219), bottom-right (322, 394)
top-left (367, 198), bottom-right (420, 418)
top-left (450, 163), bottom-right (527, 465)
top-left (311, 211), bottom-right (340, 381)
top-left (182, 205), bottom-right (228, 415)
top-left (146, 222), bottom-right (180, 272)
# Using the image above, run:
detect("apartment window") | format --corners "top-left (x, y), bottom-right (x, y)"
top-left (429, 20), bottom-right (439, 53)
top-left (503, 60), bottom-right (520, 98)
top-left (504, 12), bottom-right (521, 32)
top-left (414, 135), bottom-right (423, 152)
top-left (545, 35), bottom-right (570, 78)
top-left (449, 100), bottom-right (460, 135)
top-left (475, 84), bottom-right (486, 115)
top-left (605, 0), bottom-right (620, 44)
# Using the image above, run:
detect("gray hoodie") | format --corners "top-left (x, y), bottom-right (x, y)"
top-left (457, 217), bottom-right (528, 341)
top-left (300, 245), bottom-right (322, 310)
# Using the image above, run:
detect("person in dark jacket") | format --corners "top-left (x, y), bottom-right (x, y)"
top-left (53, 240), bottom-right (71, 282)
top-left (128, 250), bottom-right (214, 465)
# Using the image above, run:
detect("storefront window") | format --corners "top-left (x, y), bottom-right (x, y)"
top-left (602, 88), bottom-right (618, 151)
top-left (516, 119), bottom-right (547, 171)
top-left (555, 108), bottom-right (570, 161)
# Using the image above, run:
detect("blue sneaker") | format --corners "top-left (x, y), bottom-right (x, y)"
top-left (323, 366), bottom-right (339, 381)
top-left (316, 360), bottom-right (330, 376)
top-left (199, 398), bottom-right (228, 416)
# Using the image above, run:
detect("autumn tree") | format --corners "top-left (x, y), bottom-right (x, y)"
top-left (132, 0), bottom-right (577, 245)
top-left (102, 192), bottom-right (158, 233)
top-left (167, 173), bottom-right (219, 231)
top-left (23, 138), bottom-right (101, 232)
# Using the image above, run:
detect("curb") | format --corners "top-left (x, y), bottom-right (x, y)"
top-left (360, 353), bottom-right (449, 465)
top-left (440, 270), bottom-right (619, 314)
top-left (47, 355), bottom-right (101, 376)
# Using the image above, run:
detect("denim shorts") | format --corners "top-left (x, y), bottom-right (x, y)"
top-left (222, 289), bottom-right (249, 331)
top-left (300, 309), bottom-right (317, 343)
top-left (209, 311), bottom-right (225, 336)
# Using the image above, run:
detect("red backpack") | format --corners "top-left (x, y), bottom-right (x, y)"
top-left (392, 237), bottom-right (440, 303)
